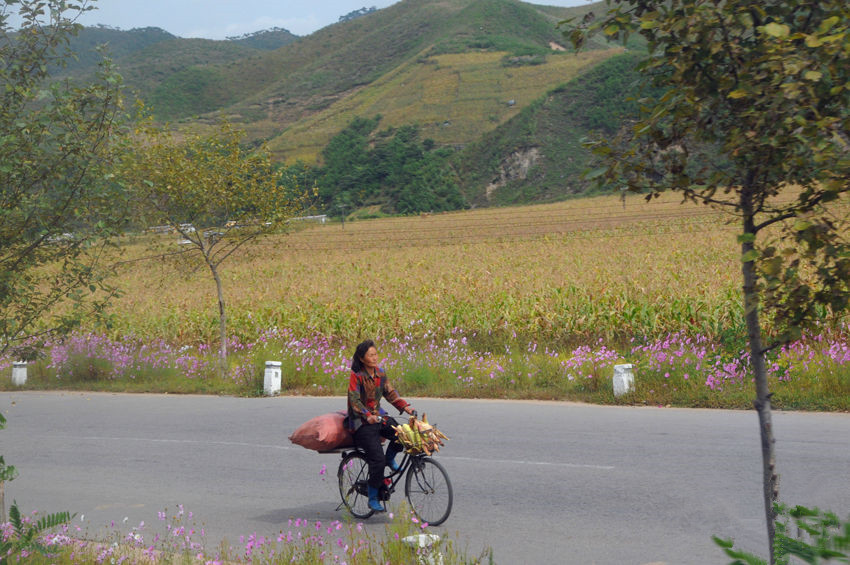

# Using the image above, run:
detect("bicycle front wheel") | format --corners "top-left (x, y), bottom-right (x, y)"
top-left (405, 457), bottom-right (453, 526)
top-left (338, 451), bottom-right (374, 519)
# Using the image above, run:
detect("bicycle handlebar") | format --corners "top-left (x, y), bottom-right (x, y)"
top-left (376, 409), bottom-right (416, 423)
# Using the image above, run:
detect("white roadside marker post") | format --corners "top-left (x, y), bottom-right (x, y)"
top-left (263, 361), bottom-right (282, 396)
top-left (11, 362), bottom-right (27, 386)
top-left (612, 363), bottom-right (635, 397)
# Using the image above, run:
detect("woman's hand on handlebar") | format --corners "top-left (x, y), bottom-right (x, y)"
top-left (404, 406), bottom-right (415, 416)
top-left (366, 413), bottom-right (382, 424)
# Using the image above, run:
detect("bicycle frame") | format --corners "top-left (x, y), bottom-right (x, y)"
top-left (329, 441), bottom-right (454, 525)
top-left (336, 446), bottom-right (417, 502)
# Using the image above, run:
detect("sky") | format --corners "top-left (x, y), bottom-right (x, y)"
top-left (36, 0), bottom-right (593, 40)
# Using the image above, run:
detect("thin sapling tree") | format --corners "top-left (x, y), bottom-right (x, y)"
top-left (564, 1), bottom-right (850, 561)
top-left (122, 119), bottom-right (311, 374)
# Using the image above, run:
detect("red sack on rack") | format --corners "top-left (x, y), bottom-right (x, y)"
top-left (288, 411), bottom-right (354, 451)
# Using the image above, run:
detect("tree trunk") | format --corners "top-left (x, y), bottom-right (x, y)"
top-left (209, 262), bottom-right (228, 377)
top-left (741, 194), bottom-right (779, 563)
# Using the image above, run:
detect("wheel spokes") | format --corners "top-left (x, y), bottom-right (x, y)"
top-left (406, 458), bottom-right (452, 526)
top-left (339, 454), bottom-right (374, 518)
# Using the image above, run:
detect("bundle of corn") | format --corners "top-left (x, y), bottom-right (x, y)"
top-left (392, 413), bottom-right (449, 455)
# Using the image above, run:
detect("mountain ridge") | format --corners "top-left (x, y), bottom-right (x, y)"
top-left (58, 0), bottom-right (645, 209)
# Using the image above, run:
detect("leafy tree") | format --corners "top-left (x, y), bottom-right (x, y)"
top-left (121, 119), bottom-right (310, 373)
top-left (0, 0), bottom-right (129, 357)
top-left (565, 1), bottom-right (850, 561)
top-left (391, 146), bottom-right (465, 214)
top-left (318, 117), bottom-right (465, 214)
top-left (716, 504), bottom-right (850, 565)
top-left (0, 412), bottom-right (18, 523)
top-left (372, 124), bottom-right (462, 214)
top-left (318, 115), bottom-right (383, 206)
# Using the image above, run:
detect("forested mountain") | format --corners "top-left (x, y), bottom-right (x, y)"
top-left (60, 25), bottom-right (299, 119)
top-left (59, 25), bottom-right (176, 73)
top-left (338, 7), bottom-right (379, 23)
top-left (57, 0), bottom-right (652, 212)
top-left (227, 28), bottom-right (299, 50)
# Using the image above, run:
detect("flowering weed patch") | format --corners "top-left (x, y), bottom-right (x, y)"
top-left (1, 504), bottom-right (488, 564)
top-left (3, 324), bottom-right (850, 410)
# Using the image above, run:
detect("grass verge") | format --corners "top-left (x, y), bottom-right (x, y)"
top-left (2, 502), bottom-right (493, 564)
top-left (2, 325), bottom-right (849, 411)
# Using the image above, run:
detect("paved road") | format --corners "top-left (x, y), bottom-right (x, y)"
top-left (1, 392), bottom-right (849, 564)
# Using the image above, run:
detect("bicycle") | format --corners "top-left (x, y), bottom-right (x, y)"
top-left (323, 417), bottom-right (454, 526)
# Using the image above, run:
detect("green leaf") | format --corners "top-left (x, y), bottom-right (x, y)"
top-left (0, 464), bottom-right (18, 482)
top-left (34, 510), bottom-right (74, 533)
top-left (741, 249), bottom-right (759, 262)
top-left (805, 34), bottom-right (824, 48)
top-left (584, 167), bottom-right (609, 180)
top-left (10, 502), bottom-right (23, 536)
top-left (762, 257), bottom-right (783, 277)
top-left (763, 22), bottom-right (790, 38)
top-left (803, 70), bottom-right (822, 81)
top-left (728, 89), bottom-right (748, 99)
top-left (818, 16), bottom-right (840, 34)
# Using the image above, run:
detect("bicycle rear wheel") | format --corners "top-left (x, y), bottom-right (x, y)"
top-left (404, 457), bottom-right (453, 526)
top-left (338, 451), bottom-right (374, 519)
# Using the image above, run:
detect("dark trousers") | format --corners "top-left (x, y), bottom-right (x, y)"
top-left (353, 417), bottom-right (402, 489)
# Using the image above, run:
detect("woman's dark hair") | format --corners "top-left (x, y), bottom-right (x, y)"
top-left (351, 339), bottom-right (376, 372)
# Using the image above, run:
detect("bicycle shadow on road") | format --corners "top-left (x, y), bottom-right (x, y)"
top-left (252, 502), bottom-right (392, 525)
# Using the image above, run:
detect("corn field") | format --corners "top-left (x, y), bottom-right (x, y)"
top-left (9, 193), bottom-right (849, 408)
top-left (107, 192), bottom-right (749, 348)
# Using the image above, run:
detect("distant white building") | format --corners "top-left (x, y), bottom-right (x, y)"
top-left (291, 215), bottom-right (328, 224)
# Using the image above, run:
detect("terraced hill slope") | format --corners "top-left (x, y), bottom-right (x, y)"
top-left (59, 0), bottom-right (646, 205)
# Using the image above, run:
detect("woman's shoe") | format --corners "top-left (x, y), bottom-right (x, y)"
top-left (367, 486), bottom-right (386, 512)
top-left (385, 444), bottom-right (401, 472)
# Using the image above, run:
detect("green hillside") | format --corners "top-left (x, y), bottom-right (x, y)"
top-left (191, 0), bottom-right (614, 160)
top-left (59, 26), bottom-right (298, 120)
top-left (267, 47), bottom-right (620, 163)
top-left (58, 25), bottom-right (176, 74)
top-left (116, 38), bottom-right (264, 119)
top-left (303, 51), bottom-right (652, 212)
top-left (52, 0), bottom-right (652, 208)
top-left (178, 0), bottom-right (570, 135)
top-left (59, 1), bottom-right (612, 145)
top-left (454, 52), bottom-right (653, 206)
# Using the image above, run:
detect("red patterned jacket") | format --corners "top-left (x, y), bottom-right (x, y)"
top-left (346, 367), bottom-right (409, 432)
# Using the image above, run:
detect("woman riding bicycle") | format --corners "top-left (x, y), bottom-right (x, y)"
top-left (346, 339), bottom-right (415, 513)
